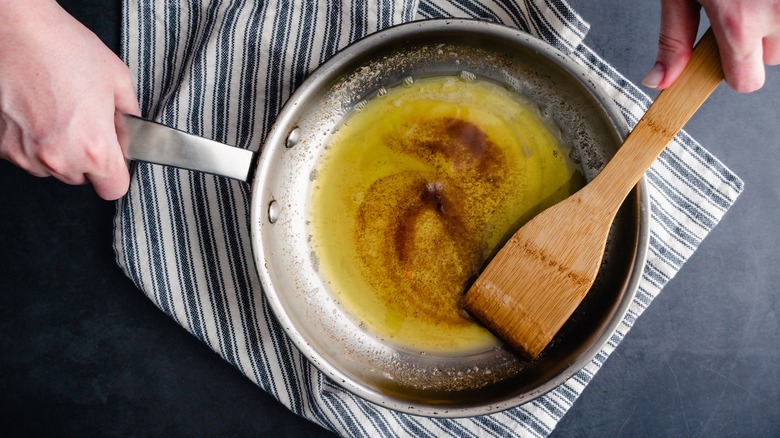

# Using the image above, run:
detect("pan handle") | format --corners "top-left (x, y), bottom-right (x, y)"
top-left (120, 114), bottom-right (255, 182)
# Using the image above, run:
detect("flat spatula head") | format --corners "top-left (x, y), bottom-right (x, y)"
top-left (462, 192), bottom-right (612, 360)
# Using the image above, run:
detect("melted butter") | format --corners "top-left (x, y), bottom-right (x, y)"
top-left (310, 76), bottom-right (584, 355)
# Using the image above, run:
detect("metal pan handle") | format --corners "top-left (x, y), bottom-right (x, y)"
top-left (120, 114), bottom-right (255, 182)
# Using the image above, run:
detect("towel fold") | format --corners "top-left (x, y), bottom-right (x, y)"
top-left (115, 1), bottom-right (743, 436)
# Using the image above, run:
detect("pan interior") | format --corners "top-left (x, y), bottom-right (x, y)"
top-left (310, 75), bottom-right (588, 358)
top-left (252, 20), bottom-right (646, 417)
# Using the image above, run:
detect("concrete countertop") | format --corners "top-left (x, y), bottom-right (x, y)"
top-left (1, 0), bottom-right (777, 436)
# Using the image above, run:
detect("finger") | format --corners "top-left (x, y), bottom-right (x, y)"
top-left (87, 169), bottom-right (130, 201)
top-left (726, 47), bottom-right (766, 92)
top-left (644, 0), bottom-right (702, 89)
top-left (114, 69), bottom-right (140, 117)
top-left (87, 76), bottom-right (135, 200)
top-left (23, 142), bottom-right (88, 185)
top-left (113, 82), bottom-right (139, 163)
top-left (704, 2), bottom-right (769, 93)
top-left (86, 140), bottom-right (130, 201)
top-left (2, 149), bottom-right (49, 177)
top-left (763, 34), bottom-right (780, 65)
top-left (708, 25), bottom-right (765, 92)
top-left (25, 167), bottom-right (51, 178)
top-left (23, 154), bottom-right (87, 185)
top-left (77, 109), bottom-right (130, 200)
top-left (50, 170), bottom-right (88, 186)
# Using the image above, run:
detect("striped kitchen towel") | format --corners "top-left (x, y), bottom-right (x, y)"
top-left (114, 0), bottom-right (743, 436)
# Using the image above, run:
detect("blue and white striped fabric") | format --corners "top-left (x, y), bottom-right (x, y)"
top-left (114, 1), bottom-right (743, 436)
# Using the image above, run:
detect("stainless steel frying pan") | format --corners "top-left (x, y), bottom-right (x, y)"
top-left (122, 19), bottom-right (648, 417)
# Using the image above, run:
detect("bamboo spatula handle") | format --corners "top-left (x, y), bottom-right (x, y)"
top-left (588, 29), bottom-right (724, 212)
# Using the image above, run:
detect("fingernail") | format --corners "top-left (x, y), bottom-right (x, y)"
top-left (642, 62), bottom-right (665, 88)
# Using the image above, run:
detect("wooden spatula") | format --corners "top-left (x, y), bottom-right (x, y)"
top-left (462, 29), bottom-right (724, 360)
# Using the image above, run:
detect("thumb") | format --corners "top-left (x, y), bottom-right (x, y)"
top-left (644, 0), bottom-right (702, 89)
top-left (114, 71), bottom-right (141, 117)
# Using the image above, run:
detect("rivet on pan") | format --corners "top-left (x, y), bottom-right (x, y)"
top-left (267, 199), bottom-right (280, 224)
top-left (286, 127), bottom-right (301, 148)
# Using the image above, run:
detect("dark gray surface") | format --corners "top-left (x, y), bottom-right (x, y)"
top-left (1, 1), bottom-right (777, 436)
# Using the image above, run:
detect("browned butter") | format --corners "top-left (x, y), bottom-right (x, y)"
top-left (310, 76), bottom-right (584, 354)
